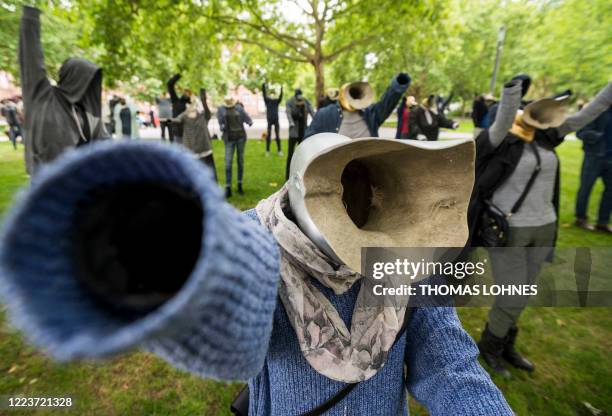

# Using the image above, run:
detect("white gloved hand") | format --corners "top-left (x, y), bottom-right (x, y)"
top-left (452, 121), bottom-right (460, 129)
top-left (417, 134), bottom-right (427, 141)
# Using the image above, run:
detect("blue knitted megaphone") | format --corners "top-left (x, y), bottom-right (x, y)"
top-left (0, 141), bottom-right (279, 380)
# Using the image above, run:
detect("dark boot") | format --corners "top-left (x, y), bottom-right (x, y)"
top-left (575, 218), bottom-right (595, 231)
top-left (237, 183), bottom-right (244, 195)
top-left (225, 186), bottom-right (232, 199)
top-left (595, 224), bottom-right (612, 234)
top-left (503, 326), bottom-right (534, 372)
top-left (478, 325), bottom-right (511, 378)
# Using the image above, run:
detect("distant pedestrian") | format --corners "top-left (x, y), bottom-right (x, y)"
top-left (156, 92), bottom-right (173, 141)
top-left (575, 105), bottom-right (612, 233)
top-left (167, 73), bottom-right (193, 144)
top-left (149, 109), bottom-right (157, 128)
top-left (285, 89), bottom-right (314, 180)
top-left (317, 87), bottom-right (339, 110)
top-left (108, 95), bottom-right (121, 135)
top-left (1, 99), bottom-right (23, 149)
top-left (218, 96), bottom-right (253, 198)
top-left (113, 98), bottom-right (139, 140)
top-left (172, 88), bottom-right (217, 182)
top-left (262, 82), bottom-right (283, 156)
top-left (101, 92), bottom-right (113, 136)
top-left (395, 95), bottom-right (417, 139)
top-left (408, 95), bottom-right (459, 141)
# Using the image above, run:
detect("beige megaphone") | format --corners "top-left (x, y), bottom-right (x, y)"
top-left (288, 133), bottom-right (475, 271)
top-left (522, 92), bottom-right (571, 129)
top-left (339, 81), bottom-right (375, 112)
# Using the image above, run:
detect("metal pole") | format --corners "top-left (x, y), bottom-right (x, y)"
top-left (490, 25), bottom-right (506, 95)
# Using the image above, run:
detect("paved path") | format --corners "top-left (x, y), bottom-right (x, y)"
top-left (1, 117), bottom-right (576, 142)
top-left (120, 118), bottom-right (475, 141)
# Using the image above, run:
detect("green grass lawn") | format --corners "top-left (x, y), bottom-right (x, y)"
top-left (0, 138), bottom-right (611, 415)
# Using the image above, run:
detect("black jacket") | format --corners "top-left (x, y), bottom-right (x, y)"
top-left (262, 83), bottom-right (283, 123)
top-left (19, 6), bottom-right (107, 174)
top-left (1, 104), bottom-right (20, 126)
top-left (468, 129), bottom-right (562, 247)
top-left (408, 106), bottom-right (454, 140)
top-left (471, 98), bottom-right (488, 128)
top-left (167, 74), bottom-right (191, 137)
top-left (577, 107), bottom-right (612, 156)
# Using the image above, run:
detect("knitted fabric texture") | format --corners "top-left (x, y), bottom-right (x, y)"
top-left (0, 141), bottom-right (512, 415)
top-left (0, 141), bottom-right (280, 381)
top-left (255, 186), bottom-right (407, 383)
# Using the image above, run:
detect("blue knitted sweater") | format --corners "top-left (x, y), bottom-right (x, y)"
top-left (0, 141), bottom-right (512, 416)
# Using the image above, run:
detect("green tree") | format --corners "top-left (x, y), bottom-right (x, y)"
top-left (0, 1), bottom-right (89, 81)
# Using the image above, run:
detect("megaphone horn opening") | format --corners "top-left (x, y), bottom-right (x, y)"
top-left (349, 85), bottom-right (366, 100)
top-left (72, 182), bottom-right (203, 314)
top-left (341, 160), bottom-right (374, 229)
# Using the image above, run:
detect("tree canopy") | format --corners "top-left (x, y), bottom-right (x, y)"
top-left (1, 0), bottom-right (609, 104)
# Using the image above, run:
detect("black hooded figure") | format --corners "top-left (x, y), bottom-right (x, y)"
top-left (167, 74), bottom-right (192, 144)
top-left (19, 6), bottom-right (108, 174)
top-left (487, 74), bottom-right (532, 126)
top-left (262, 83), bottom-right (283, 154)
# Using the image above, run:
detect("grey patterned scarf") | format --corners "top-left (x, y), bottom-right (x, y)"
top-left (256, 186), bottom-right (408, 382)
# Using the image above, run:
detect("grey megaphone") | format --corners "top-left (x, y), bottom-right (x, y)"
top-left (288, 133), bottom-right (476, 272)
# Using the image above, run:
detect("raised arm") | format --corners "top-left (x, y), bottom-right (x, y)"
top-left (0, 141), bottom-right (280, 381)
top-left (557, 82), bottom-right (612, 137)
top-left (279, 86), bottom-right (284, 102)
top-left (167, 74), bottom-right (181, 102)
top-left (488, 80), bottom-right (523, 148)
top-left (367, 73), bottom-right (411, 127)
top-left (19, 6), bottom-right (51, 106)
top-left (200, 88), bottom-right (211, 120)
top-left (441, 91), bottom-right (454, 113)
top-left (262, 82), bottom-right (268, 101)
top-left (406, 307), bottom-right (513, 415)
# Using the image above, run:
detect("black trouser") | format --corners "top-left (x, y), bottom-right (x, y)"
top-left (487, 222), bottom-right (556, 338)
top-left (285, 136), bottom-right (303, 180)
top-left (171, 123), bottom-right (182, 144)
top-left (7, 124), bottom-right (22, 150)
top-left (160, 120), bottom-right (172, 141)
top-left (199, 154), bottom-right (218, 183)
top-left (266, 120), bottom-right (280, 152)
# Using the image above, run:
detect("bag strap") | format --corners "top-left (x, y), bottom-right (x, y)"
top-left (508, 141), bottom-right (541, 217)
top-left (300, 308), bottom-right (414, 416)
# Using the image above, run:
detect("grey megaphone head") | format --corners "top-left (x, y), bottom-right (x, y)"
top-left (288, 133), bottom-right (476, 272)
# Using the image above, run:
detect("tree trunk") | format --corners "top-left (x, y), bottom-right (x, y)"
top-left (313, 60), bottom-right (325, 105)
